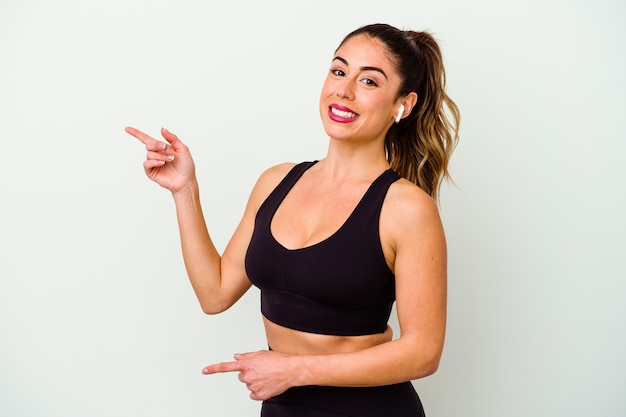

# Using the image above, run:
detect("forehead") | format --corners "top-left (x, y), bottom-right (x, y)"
top-left (335, 34), bottom-right (398, 73)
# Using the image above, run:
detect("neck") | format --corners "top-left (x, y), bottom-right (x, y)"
top-left (315, 138), bottom-right (390, 181)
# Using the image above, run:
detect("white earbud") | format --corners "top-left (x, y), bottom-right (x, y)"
top-left (395, 104), bottom-right (404, 123)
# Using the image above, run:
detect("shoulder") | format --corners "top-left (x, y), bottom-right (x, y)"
top-left (385, 178), bottom-right (440, 222)
top-left (255, 162), bottom-right (298, 189)
top-left (246, 162), bottom-right (298, 207)
top-left (381, 178), bottom-right (444, 249)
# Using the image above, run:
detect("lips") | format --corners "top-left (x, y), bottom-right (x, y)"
top-left (328, 104), bottom-right (359, 123)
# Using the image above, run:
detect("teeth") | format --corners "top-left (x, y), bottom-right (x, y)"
top-left (331, 107), bottom-right (357, 118)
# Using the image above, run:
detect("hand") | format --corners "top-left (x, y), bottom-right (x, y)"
top-left (125, 126), bottom-right (196, 194)
top-left (202, 350), bottom-right (296, 401)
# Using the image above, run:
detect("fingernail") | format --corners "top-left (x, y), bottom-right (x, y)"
top-left (162, 143), bottom-right (167, 150)
top-left (167, 155), bottom-right (175, 161)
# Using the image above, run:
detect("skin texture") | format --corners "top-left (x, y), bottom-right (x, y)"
top-left (125, 34), bottom-right (446, 402)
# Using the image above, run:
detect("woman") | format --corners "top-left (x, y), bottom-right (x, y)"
top-left (126, 23), bottom-right (459, 417)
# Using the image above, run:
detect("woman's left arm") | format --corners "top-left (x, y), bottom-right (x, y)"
top-left (204, 181), bottom-right (447, 400)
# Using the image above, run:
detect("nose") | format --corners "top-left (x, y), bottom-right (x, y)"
top-left (335, 78), bottom-right (355, 100)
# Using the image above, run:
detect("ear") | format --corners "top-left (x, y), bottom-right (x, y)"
top-left (398, 92), bottom-right (418, 119)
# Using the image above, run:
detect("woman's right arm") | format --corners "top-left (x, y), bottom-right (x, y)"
top-left (125, 126), bottom-right (292, 314)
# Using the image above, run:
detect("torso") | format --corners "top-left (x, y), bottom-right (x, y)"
top-left (248, 161), bottom-right (399, 355)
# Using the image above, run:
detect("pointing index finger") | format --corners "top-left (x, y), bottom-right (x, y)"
top-left (202, 361), bottom-right (244, 375)
top-left (125, 126), bottom-right (156, 145)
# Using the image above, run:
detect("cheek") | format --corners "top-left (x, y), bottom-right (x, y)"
top-left (319, 80), bottom-right (332, 102)
top-left (318, 97), bottom-right (325, 121)
top-left (318, 84), bottom-right (331, 117)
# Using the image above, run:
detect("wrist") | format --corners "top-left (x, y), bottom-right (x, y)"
top-left (171, 179), bottom-right (199, 202)
top-left (289, 355), bottom-right (316, 387)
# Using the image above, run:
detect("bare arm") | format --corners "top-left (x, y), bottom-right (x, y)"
top-left (170, 179), bottom-right (252, 314)
top-left (125, 126), bottom-right (293, 314)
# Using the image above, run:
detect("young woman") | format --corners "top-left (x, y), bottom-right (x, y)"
top-left (126, 23), bottom-right (460, 417)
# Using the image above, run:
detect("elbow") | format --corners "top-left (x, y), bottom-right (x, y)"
top-left (408, 346), bottom-right (443, 379)
top-left (408, 357), bottom-right (440, 380)
top-left (198, 299), bottom-right (230, 315)
top-left (420, 355), bottom-right (441, 377)
top-left (200, 306), bottom-right (223, 315)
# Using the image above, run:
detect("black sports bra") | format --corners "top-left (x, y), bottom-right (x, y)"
top-left (245, 161), bottom-right (401, 336)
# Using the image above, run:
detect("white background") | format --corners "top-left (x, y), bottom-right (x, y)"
top-left (1, 0), bottom-right (625, 416)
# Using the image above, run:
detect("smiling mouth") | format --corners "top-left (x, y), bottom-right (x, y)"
top-left (330, 107), bottom-right (358, 119)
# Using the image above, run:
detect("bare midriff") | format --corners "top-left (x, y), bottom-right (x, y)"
top-left (263, 316), bottom-right (393, 355)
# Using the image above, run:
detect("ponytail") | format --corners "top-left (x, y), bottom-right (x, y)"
top-left (341, 24), bottom-right (460, 203)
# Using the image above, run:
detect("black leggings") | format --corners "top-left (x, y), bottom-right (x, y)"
top-left (260, 382), bottom-right (425, 417)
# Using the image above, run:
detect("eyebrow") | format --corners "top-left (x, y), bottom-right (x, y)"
top-left (332, 56), bottom-right (388, 80)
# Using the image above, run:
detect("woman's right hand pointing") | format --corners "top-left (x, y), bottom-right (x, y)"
top-left (125, 126), bottom-right (197, 194)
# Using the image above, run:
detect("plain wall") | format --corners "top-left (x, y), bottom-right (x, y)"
top-left (1, 0), bottom-right (624, 416)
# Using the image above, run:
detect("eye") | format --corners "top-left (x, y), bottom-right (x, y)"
top-left (331, 68), bottom-right (345, 77)
top-left (361, 77), bottom-right (378, 87)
